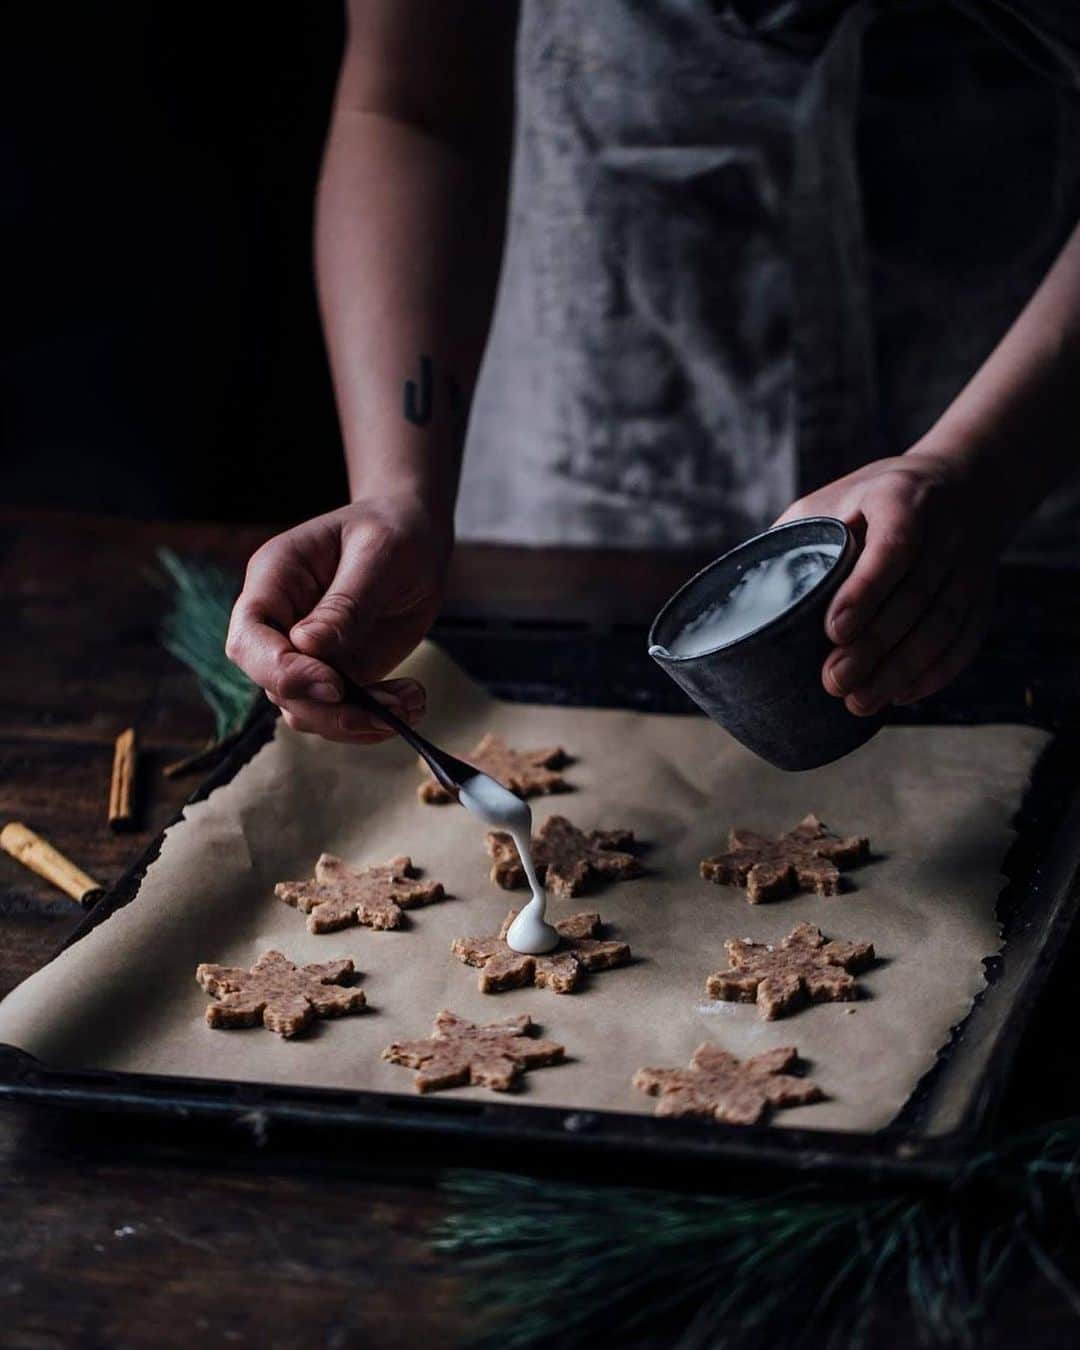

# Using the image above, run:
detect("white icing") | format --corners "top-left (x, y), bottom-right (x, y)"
top-left (503, 896), bottom-right (559, 955)
top-left (456, 773), bottom-right (559, 954)
top-left (652, 542), bottom-right (841, 658)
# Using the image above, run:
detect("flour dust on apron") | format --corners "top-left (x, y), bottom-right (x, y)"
top-left (457, 0), bottom-right (1080, 564)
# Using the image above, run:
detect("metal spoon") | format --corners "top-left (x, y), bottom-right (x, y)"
top-left (337, 672), bottom-right (481, 798)
top-left (340, 672), bottom-right (557, 953)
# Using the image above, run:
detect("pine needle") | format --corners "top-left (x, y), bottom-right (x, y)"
top-left (436, 1119), bottom-right (1080, 1350)
top-left (156, 548), bottom-right (258, 740)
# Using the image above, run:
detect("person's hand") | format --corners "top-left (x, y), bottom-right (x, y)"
top-left (226, 495), bottom-right (451, 742)
top-left (774, 447), bottom-right (1002, 716)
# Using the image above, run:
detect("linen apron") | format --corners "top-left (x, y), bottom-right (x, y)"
top-left (457, 0), bottom-right (1080, 564)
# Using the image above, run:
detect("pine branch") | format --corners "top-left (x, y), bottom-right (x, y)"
top-left (437, 1120), bottom-right (1080, 1350)
top-left (155, 548), bottom-right (258, 741)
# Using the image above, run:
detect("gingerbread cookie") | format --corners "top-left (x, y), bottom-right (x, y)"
top-left (452, 910), bottom-right (630, 994)
top-left (706, 922), bottom-right (875, 1019)
top-left (196, 950), bottom-right (366, 1038)
top-left (275, 854), bottom-right (446, 933)
top-left (419, 732), bottom-right (571, 804)
top-left (700, 813), bottom-right (869, 902)
top-left (634, 1044), bottom-right (822, 1125)
top-left (487, 815), bottom-right (642, 899)
top-left (382, 1010), bottom-right (565, 1093)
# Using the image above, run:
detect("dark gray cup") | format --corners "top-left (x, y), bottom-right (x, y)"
top-left (648, 517), bottom-right (884, 771)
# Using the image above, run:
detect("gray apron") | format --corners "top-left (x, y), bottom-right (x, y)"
top-left (457, 0), bottom-right (1080, 562)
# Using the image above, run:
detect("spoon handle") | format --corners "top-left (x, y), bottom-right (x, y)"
top-left (338, 674), bottom-right (476, 797)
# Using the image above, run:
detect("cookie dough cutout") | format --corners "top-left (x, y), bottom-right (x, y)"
top-left (487, 815), bottom-right (643, 899)
top-left (275, 854), bottom-right (446, 933)
top-left (419, 732), bottom-right (572, 804)
top-left (382, 1010), bottom-right (565, 1094)
top-left (452, 910), bottom-right (630, 994)
top-left (634, 1044), bottom-right (823, 1126)
top-left (196, 950), bottom-right (366, 1039)
top-left (706, 922), bottom-right (875, 1019)
top-left (700, 813), bottom-right (869, 903)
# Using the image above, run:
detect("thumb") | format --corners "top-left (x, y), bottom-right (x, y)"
top-left (288, 525), bottom-right (395, 674)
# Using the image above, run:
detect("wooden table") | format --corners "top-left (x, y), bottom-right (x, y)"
top-left (2, 507), bottom-right (1079, 1348)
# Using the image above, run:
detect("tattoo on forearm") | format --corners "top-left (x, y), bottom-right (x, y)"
top-left (402, 354), bottom-right (466, 431)
top-left (403, 355), bottom-right (433, 426)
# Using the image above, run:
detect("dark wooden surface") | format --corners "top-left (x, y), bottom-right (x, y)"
top-left (3, 506), bottom-right (1080, 1348)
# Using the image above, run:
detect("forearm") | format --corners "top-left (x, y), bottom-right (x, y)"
top-left (909, 220), bottom-right (1080, 535)
top-left (315, 26), bottom-right (512, 524)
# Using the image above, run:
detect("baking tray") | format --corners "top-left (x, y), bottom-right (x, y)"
top-left (1, 620), bottom-right (1078, 1186)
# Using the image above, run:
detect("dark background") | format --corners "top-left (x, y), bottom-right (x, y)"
top-left (3, 4), bottom-right (1073, 543)
top-left (2, 3), bottom-right (347, 522)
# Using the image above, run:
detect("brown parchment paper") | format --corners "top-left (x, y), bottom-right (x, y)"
top-left (0, 644), bottom-right (1049, 1133)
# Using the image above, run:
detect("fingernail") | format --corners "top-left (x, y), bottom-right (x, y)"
top-left (400, 683), bottom-right (425, 711)
top-left (830, 608), bottom-right (855, 643)
top-left (373, 682), bottom-right (424, 712)
top-left (829, 655), bottom-right (856, 694)
top-left (309, 681), bottom-right (342, 704)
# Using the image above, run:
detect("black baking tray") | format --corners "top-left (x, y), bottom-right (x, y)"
top-left (2, 615), bottom-right (1079, 1187)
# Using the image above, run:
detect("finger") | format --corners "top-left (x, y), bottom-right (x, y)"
top-left (227, 542), bottom-right (343, 703)
top-left (772, 459), bottom-right (873, 528)
top-left (772, 495), bottom-right (826, 529)
top-left (279, 679), bottom-right (426, 737)
top-left (288, 521), bottom-right (401, 672)
top-left (279, 707), bottom-right (396, 745)
top-left (770, 466), bottom-right (870, 527)
top-left (844, 564), bottom-right (984, 715)
top-left (825, 498), bottom-right (924, 646)
top-left (276, 678), bottom-right (426, 740)
top-left (823, 527), bottom-right (960, 697)
top-left (892, 583), bottom-right (994, 705)
top-left (227, 601), bottom-right (344, 704)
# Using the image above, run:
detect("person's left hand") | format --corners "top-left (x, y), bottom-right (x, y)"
top-left (774, 447), bottom-right (1002, 716)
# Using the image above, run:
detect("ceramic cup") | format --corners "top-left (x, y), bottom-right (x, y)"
top-left (647, 516), bottom-right (884, 771)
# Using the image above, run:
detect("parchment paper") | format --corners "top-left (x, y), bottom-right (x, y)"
top-left (0, 644), bottom-right (1050, 1133)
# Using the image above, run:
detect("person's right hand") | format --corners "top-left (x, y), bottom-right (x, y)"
top-left (226, 495), bottom-right (452, 743)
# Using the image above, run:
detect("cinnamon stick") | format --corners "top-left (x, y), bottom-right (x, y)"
top-left (0, 822), bottom-right (105, 907)
top-left (108, 726), bottom-right (138, 831)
